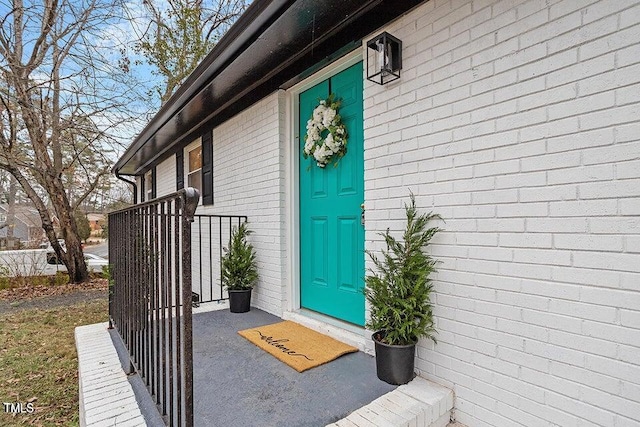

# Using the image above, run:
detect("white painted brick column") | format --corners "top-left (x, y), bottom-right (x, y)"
top-left (75, 322), bottom-right (147, 426)
top-left (327, 378), bottom-right (453, 427)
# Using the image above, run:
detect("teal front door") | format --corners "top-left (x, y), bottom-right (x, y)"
top-left (299, 62), bottom-right (365, 326)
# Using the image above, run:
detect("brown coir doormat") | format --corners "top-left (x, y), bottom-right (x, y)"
top-left (238, 321), bottom-right (358, 372)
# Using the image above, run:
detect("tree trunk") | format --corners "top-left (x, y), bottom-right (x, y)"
top-left (49, 177), bottom-right (89, 283)
top-left (60, 225), bottom-right (88, 283)
top-left (6, 175), bottom-right (17, 248)
top-left (7, 166), bottom-right (89, 283)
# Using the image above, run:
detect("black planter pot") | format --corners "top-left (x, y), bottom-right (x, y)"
top-left (228, 289), bottom-right (252, 313)
top-left (373, 332), bottom-right (416, 385)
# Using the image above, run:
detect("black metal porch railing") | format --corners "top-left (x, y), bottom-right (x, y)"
top-left (191, 214), bottom-right (247, 304)
top-left (108, 188), bottom-right (199, 427)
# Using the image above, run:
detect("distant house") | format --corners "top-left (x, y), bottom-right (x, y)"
top-left (113, 1), bottom-right (640, 426)
top-left (86, 213), bottom-right (106, 236)
top-left (0, 204), bottom-right (45, 249)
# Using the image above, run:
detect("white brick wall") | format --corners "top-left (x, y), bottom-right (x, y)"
top-left (148, 94), bottom-right (286, 316)
top-left (155, 155), bottom-right (176, 197)
top-left (194, 92), bottom-right (287, 316)
top-left (364, 1), bottom-right (640, 426)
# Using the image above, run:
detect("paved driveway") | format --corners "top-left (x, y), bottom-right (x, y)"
top-left (84, 241), bottom-right (108, 258)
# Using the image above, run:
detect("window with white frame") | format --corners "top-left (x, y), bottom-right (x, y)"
top-left (188, 146), bottom-right (202, 194)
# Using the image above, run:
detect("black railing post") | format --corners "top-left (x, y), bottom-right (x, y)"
top-left (108, 212), bottom-right (114, 330)
top-left (181, 188), bottom-right (198, 427)
top-left (107, 189), bottom-right (255, 427)
top-left (108, 188), bottom-right (200, 427)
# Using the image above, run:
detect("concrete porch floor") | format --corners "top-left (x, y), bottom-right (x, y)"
top-left (192, 306), bottom-right (396, 426)
top-left (76, 304), bottom-right (454, 426)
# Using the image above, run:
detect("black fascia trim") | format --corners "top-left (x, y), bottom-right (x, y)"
top-left (115, 0), bottom-right (425, 175)
top-left (113, 0), bottom-right (294, 174)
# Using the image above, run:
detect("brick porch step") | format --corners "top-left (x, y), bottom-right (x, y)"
top-left (327, 377), bottom-right (454, 427)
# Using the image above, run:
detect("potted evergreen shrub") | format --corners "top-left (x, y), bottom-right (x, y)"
top-left (364, 193), bottom-right (441, 385)
top-left (221, 222), bottom-right (258, 313)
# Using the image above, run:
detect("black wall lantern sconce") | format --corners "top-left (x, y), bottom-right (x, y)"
top-left (366, 32), bottom-right (402, 85)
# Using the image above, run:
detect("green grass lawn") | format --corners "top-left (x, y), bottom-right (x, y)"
top-left (0, 300), bottom-right (108, 426)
